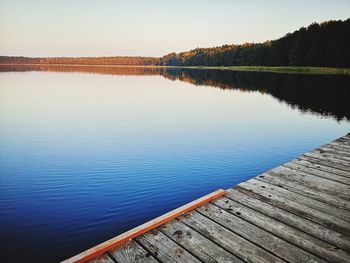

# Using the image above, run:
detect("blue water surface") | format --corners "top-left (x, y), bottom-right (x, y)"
top-left (0, 69), bottom-right (349, 262)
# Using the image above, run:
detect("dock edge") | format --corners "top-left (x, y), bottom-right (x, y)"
top-left (61, 188), bottom-right (226, 263)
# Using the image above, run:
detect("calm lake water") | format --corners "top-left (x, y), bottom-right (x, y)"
top-left (0, 66), bottom-right (349, 262)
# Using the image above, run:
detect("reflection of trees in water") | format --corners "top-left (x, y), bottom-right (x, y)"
top-left (0, 64), bottom-right (165, 75)
top-left (1, 65), bottom-right (349, 121)
top-left (163, 69), bottom-right (350, 121)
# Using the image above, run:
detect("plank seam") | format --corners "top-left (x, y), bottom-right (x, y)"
top-left (224, 190), bottom-right (350, 252)
top-left (282, 164), bottom-right (350, 185)
top-left (313, 150), bottom-right (350, 162)
top-left (305, 152), bottom-right (350, 165)
top-left (175, 215), bottom-right (245, 262)
top-left (174, 215), bottom-right (249, 263)
top-left (293, 159), bottom-right (350, 179)
top-left (299, 156), bottom-right (350, 173)
top-left (286, 162), bottom-right (350, 182)
top-left (234, 186), bottom-right (348, 235)
top-left (106, 252), bottom-right (119, 263)
top-left (197, 203), bottom-right (292, 262)
top-left (132, 239), bottom-right (163, 263)
top-left (317, 148), bottom-right (350, 159)
top-left (212, 197), bottom-right (349, 263)
top-left (157, 221), bottom-right (214, 263)
top-left (255, 177), bottom-right (350, 211)
top-left (248, 178), bottom-right (349, 220)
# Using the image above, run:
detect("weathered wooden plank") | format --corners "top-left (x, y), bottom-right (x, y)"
top-left (299, 155), bottom-right (350, 172)
top-left (136, 229), bottom-right (201, 263)
top-left (292, 158), bottom-right (350, 178)
top-left (225, 188), bottom-right (350, 252)
top-left (241, 178), bottom-right (350, 221)
top-left (87, 254), bottom-right (114, 263)
top-left (325, 138), bottom-right (350, 149)
top-left (329, 141), bottom-right (350, 151)
top-left (285, 161), bottom-right (350, 185)
top-left (266, 166), bottom-right (350, 203)
top-left (197, 203), bottom-right (326, 263)
top-left (324, 137), bottom-right (350, 152)
top-left (275, 165), bottom-right (350, 193)
top-left (214, 196), bottom-right (350, 263)
top-left (257, 173), bottom-right (350, 211)
top-left (304, 152), bottom-right (350, 167)
top-left (108, 240), bottom-right (158, 263)
top-left (327, 144), bottom-right (350, 156)
top-left (318, 146), bottom-right (350, 158)
top-left (310, 148), bottom-right (350, 162)
top-left (336, 135), bottom-right (350, 141)
top-left (179, 210), bottom-right (283, 263)
top-left (237, 180), bottom-right (350, 235)
top-left (160, 219), bottom-right (243, 263)
top-left (335, 137), bottom-right (350, 146)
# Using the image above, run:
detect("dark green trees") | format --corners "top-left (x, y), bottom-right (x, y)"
top-left (161, 19), bottom-right (350, 67)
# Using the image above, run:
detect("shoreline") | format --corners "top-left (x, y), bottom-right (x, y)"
top-left (1, 64), bottom-right (350, 75)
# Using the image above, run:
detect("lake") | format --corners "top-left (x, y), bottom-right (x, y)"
top-left (0, 65), bottom-right (349, 262)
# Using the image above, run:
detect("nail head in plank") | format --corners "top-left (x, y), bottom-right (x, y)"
top-left (137, 229), bottom-right (201, 263)
top-left (160, 219), bottom-right (243, 263)
top-left (108, 240), bottom-right (158, 263)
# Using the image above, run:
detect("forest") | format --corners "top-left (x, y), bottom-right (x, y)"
top-left (1, 19), bottom-right (349, 68)
top-left (160, 19), bottom-right (350, 67)
top-left (0, 56), bottom-right (158, 65)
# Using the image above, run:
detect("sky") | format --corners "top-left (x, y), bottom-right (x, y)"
top-left (0, 0), bottom-right (349, 57)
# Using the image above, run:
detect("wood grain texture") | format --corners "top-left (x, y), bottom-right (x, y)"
top-left (311, 148), bottom-right (350, 162)
top-left (214, 196), bottom-right (350, 263)
top-left (137, 229), bottom-right (201, 263)
top-left (108, 240), bottom-right (158, 263)
top-left (291, 158), bottom-right (350, 178)
top-left (258, 170), bottom-right (350, 209)
top-left (197, 203), bottom-right (326, 263)
top-left (304, 151), bottom-right (350, 166)
top-left (299, 155), bottom-right (350, 172)
top-left (237, 180), bottom-right (350, 235)
top-left (239, 179), bottom-right (350, 221)
top-left (318, 146), bottom-right (350, 158)
top-left (329, 141), bottom-right (350, 151)
top-left (87, 254), bottom-right (114, 263)
top-left (179, 210), bottom-right (284, 263)
top-left (285, 160), bottom-right (350, 185)
top-left (160, 219), bottom-right (243, 263)
top-left (225, 188), bottom-right (350, 252)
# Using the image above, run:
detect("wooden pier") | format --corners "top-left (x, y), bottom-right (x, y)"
top-left (62, 134), bottom-right (350, 263)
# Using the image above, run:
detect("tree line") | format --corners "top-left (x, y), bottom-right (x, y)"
top-left (0, 56), bottom-right (159, 65)
top-left (160, 19), bottom-right (350, 67)
top-left (1, 19), bottom-right (349, 67)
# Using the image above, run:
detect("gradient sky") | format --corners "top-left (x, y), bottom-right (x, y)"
top-left (0, 0), bottom-right (349, 57)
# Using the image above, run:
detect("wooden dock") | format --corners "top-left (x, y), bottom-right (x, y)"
top-left (62, 134), bottom-right (350, 263)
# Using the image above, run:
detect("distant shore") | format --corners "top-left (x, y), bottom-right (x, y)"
top-left (1, 64), bottom-right (350, 75)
